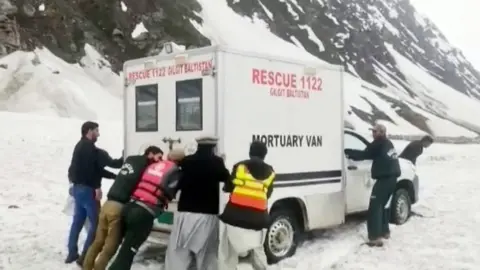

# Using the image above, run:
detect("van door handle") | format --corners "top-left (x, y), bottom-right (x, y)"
top-left (347, 165), bottom-right (357, 170)
top-left (162, 137), bottom-right (182, 150)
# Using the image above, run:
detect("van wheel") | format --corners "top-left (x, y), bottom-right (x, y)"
top-left (264, 208), bottom-right (299, 264)
top-left (391, 188), bottom-right (411, 225)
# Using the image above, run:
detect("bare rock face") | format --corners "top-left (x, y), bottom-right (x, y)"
top-left (1, 0), bottom-right (209, 71)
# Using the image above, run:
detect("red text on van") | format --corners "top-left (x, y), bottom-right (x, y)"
top-left (127, 59), bottom-right (213, 81)
top-left (251, 69), bottom-right (322, 99)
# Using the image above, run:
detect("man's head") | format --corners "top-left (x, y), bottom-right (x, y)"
top-left (167, 148), bottom-right (185, 164)
top-left (144, 146), bottom-right (163, 162)
top-left (81, 121), bottom-right (100, 142)
top-left (195, 136), bottom-right (219, 155)
top-left (249, 141), bottom-right (268, 160)
top-left (371, 123), bottom-right (387, 140)
top-left (420, 135), bottom-right (434, 148)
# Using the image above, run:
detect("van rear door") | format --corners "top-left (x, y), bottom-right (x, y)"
top-left (124, 49), bottom-right (218, 243)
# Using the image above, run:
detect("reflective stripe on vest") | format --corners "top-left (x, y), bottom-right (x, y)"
top-left (132, 160), bottom-right (175, 205)
top-left (229, 164), bottom-right (275, 211)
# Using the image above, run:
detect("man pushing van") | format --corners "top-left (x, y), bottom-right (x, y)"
top-left (344, 124), bottom-right (400, 247)
top-left (82, 146), bottom-right (163, 270)
top-left (218, 141), bottom-right (275, 269)
top-left (108, 149), bottom-right (184, 270)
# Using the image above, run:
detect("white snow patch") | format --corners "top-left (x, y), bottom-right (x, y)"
top-left (38, 3), bottom-right (45, 11)
top-left (289, 0), bottom-right (305, 13)
top-left (325, 12), bottom-right (339, 25)
top-left (299, 25), bottom-right (325, 51)
top-left (120, 1), bottom-right (127, 12)
top-left (131, 22), bottom-right (148, 39)
top-left (194, 0), bottom-right (331, 65)
top-left (290, 36), bottom-right (306, 49)
top-left (258, 1), bottom-right (273, 20)
top-left (0, 46), bottom-right (121, 120)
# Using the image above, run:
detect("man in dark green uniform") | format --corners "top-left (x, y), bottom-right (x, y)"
top-left (345, 124), bottom-right (400, 247)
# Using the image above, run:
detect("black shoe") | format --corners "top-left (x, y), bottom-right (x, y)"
top-left (64, 253), bottom-right (79, 264)
top-left (75, 254), bottom-right (85, 267)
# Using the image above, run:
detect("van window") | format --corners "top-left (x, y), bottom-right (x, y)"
top-left (344, 133), bottom-right (368, 150)
top-left (176, 79), bottom-right (202, 131)
top-left (135, 84), bottom-right (158, 132)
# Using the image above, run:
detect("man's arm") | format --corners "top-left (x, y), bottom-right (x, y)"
top-left (223, 164), bottom-right (239, 193)
top-left (102, 169), bottom-right (117, 179)
top-left (216, 157), bottom-right (231, 183)
top-left (96, 148), bottom-right (123, 169)
top-left (266, 177), bottom-right (275, 199)
top-left (346, 140), bottom-right (380, 161)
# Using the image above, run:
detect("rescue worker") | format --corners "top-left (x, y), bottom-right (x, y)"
top-left (219, 141), bottom-right (275, 270)
top-left (344, 123), bottom-right (401, 247)
top-left (164, 136), bottom-right (230, 270)
top-left (66, 121), bottom-right (123, 265)
top-left (108, 148), bottom-right (184, 270)
top-left (82, 146), bottom-right (163, 270)
top-left (399, 135), bottom-right (434, 165)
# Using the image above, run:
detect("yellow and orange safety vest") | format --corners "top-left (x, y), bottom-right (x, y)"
top-left (228, 164), bottom-right (275, 211)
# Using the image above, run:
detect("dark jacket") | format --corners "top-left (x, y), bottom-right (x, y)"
top-left (177, 147), bottom-right (230, 215)
top-left (346, 137), bottom-right (401, 179)
top-left (68, 138), bottom-right (123, 189)
top-left (399, 140), bottom-right (423, 165)
top-left (220, 157), bottom-right (275, 230)
top-left (107, 155), bottom-right (150, 204)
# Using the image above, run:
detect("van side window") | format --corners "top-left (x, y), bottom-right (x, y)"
top-left (344, 133), bottom-right (367, 150)
top-left (135, 84), bottom-right (158, 132)
top-left (176, 78), bottom-right (202, 131)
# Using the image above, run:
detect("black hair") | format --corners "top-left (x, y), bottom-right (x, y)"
top-left (421, 135), bottom-right (434, 143)
top-left (249, 141), bottom-right (268, 159)
top-left (81, 121), bottom-right (99, 137)
top-left (144, 146), bottom-right (163, 156)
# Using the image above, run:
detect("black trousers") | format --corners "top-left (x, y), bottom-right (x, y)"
top-left (367, 177), bottom-right (397, 240)
top-left (108, 202), bottom-right (154, 270)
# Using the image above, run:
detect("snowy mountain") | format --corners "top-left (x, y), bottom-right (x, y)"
top-left (1, 0), bottom-right (480, 137)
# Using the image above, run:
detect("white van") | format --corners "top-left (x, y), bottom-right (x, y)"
top-left (123, 45), bottom-right (419, 263)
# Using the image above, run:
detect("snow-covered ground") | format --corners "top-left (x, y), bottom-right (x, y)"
top-left (0, 112), bottom-right (478, 270)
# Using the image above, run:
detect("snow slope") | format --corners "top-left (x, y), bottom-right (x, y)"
top-left (0, 45), bottom-right (122, 120)
top-left (1, 112), bottom-right (478, 270)
top-left (190, 0), bottom-right (479, 137)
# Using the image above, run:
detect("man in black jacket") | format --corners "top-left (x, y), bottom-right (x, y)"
top-left (83, 146), bottom-right (163, 270)
top-left (399, 135), bottom-right (433, 165)
top-left (164, 136), bottom-right (230, 270)
top-left (345, 124), bottom-right (401, 247)
top-left (66, 121), bottom-right (123, 264)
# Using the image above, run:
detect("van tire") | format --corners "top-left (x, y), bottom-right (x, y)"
top-left (264, 208), bottom-right (300, 264)
top-left (390, 188), bottom-right (411, 225)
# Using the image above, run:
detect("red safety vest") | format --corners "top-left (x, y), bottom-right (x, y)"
top-left (131, 160), bottom-right (175, 206)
